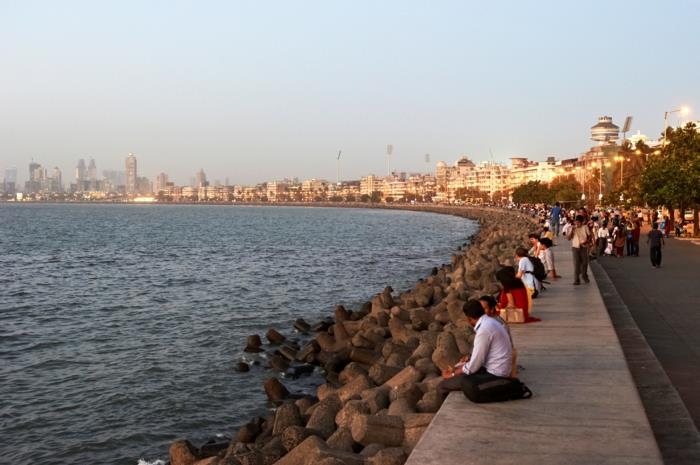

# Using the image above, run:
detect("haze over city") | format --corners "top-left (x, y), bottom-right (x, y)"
top-left (1, 0), bottom-right (698, 185)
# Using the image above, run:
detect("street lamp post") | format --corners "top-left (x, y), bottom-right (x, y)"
top-left (614, 155), bottom-right (626, 186)
top-left (663, 106), bottom-right (690, 144)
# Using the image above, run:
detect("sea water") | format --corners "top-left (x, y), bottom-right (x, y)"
top-left (0, 204), bottom-right (476, 465)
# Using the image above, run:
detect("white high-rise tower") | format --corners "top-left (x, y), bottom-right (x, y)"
top-left (126, 153), bottom-right (137, 195)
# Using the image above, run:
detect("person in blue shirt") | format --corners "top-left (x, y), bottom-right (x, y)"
top-left (550, 202), bottom-right (562, 236)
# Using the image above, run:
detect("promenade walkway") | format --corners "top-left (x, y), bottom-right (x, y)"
top-left (406, 242), bottom-right (663, 465)
top-left (593, 234), bottom-right (700, 464)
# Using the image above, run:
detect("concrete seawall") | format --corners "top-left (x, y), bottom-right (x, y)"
top-left (405, 243), bottom-right (664, 465)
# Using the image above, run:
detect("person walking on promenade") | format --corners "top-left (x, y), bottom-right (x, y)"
top-left (567, 215), bottom-right (592, 285)
top-left (597, 220), bottom-right (610, 257)
top-left (550, 202), bottom-right (562, 236)
top-left (663, 215), bottom-right (672, 239)
top-left (562, 216), bottom-right (574, 238)
top-left (625, 220), bottom-right (634, 256)
top-left (587, 217), bottom-right (598, 260)
top-left (631, 218), bottom-right (641, 256)
top-left (648, 223), bottom-right (665, 268)
top-left (613, 225), bottom-right (626, 258)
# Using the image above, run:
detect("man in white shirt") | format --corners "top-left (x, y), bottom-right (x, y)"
top-left (438, 300), bottom-right (513, 398)
top-left (567, 215), bottom-right (592, 285)
top-left (597, 223), bottom-right (610, 256)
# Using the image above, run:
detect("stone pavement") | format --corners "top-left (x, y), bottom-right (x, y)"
top-left (594, 234), bottom-right (700, 464)
top-left (406, 242), bottom-right (663, 465)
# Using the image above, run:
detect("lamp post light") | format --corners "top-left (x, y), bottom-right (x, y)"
top-left (663, 106), bottom-right (690, 145)
top-left (591, 162), bottom-right (598, 204)
top-left (614, 155), bottom-right (624, 186)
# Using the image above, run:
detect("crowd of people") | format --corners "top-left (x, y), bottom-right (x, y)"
top-left (438, 201), bottom-right (674, 401)
top-left (543, 202), bottom-right (670, 269)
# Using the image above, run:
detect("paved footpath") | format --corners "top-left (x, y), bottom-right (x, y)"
top-left (406, 243), bottom-right (663, 465)
top-left (593, 234), bottom-right (700, 465)
top-left (596, 236), bottom-right (700, 429)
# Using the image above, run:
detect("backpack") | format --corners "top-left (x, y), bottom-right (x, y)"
top-left (527, 256), bottom-right (547, 282)
top-left (460, 372), bottom-right (533, 403)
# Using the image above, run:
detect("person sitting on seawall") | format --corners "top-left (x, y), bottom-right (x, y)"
top-left (515, 247), bottom-right (540, 299)
top-left (540, 224), bottom-right (554, 241)
top-left (495, 266), bottom-right (540, 323)
top-left (538, 237), bottom-right (559, 280)
top-left (527, 233), bottom-right (542, 258)
top-left (437, 300), bottom-right (513, 399)
top-left (479, 295), bottom-right (518, 378)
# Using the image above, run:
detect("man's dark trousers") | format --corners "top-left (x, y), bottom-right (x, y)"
top-left (572, 246), bottom-right (589, 283)
top-left (650, 246), bottom-right (662, 267)
top-left (437, 367), bottom-right (489, 398)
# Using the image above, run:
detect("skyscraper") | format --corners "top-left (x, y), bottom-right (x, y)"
top-left (87, 158), bottom-right (97, 191)
top-left (2, 167), bottom-right (17, 195)
top-left (75, 159), bottom-right (87, 192)
top-left (195, 168), bottom-right (208, 187)
top-left (155, 172), bottom-right (169, 192)
top-left (126, 153), bottom-right (137, 195)
top-left (76, 159), bottom-right (86, 181)
top-left (25, 161), bottom-right (44, 193)
top-left (50, 167), bottom-right (63, 193)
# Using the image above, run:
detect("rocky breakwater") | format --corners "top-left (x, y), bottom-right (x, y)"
top-left (167, 208), bottom-right (534, 465)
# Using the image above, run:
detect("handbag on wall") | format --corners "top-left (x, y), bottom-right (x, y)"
top-left (500, 307), bottom-right (525, 323)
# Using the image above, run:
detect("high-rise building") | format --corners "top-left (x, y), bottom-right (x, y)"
top-left (87, 158), bottom-right (97, 191)
top-left (126, 153), bottom-right (137, 195)
top-left (76, 159), bottom-right (87, 181)
top-left (136, 176), bottom-right (152, 195)
top-left (25, 161), bottom-right (44, 193)
top-left (2, 167), bottom-right (17, 195)
top-left (50, 167), bottom-right (63, 193)
top-left (195, 169), bottom-right (208, 187)
top-left (155, 172), bottom-right (169, 192)
top-left (74, 159), bottom-right (88, 192)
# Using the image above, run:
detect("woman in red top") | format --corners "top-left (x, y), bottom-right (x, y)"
top-left (495, 266), bottom-right (540, 323)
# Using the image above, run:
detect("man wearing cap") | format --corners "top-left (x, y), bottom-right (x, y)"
top-left (566, 215), bottom-right (592, 285)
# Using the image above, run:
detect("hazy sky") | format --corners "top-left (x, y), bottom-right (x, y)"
top-left (2, 0), bottom-right (699, 185)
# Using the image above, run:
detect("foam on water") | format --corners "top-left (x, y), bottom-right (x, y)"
top-left (137, 459), bottom-right (165, 465)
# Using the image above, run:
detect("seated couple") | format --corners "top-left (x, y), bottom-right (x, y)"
top-left (438, 299), bottom-right (516, 398)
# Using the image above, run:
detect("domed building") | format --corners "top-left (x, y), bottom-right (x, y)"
top-left (591, 116), bottom-right (620, 144)
top-left (456, 156), bottom-right (475, 169)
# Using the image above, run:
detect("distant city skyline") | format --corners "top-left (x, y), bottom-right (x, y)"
top-left (1, 1), bottom-right (698, 185)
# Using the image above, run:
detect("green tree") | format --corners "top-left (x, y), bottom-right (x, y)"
top-left (641, 123), bottom-right (700, 234)
top-left (370, 191), bottom-right (383, 203)
top-left (549, 175), bottom-right (582, 203)
top-left (511, 181), bottom-right (551, 205)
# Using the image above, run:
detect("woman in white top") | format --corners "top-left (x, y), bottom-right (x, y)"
top-left (538, 237), bottom-right (559, 279)
top-left (597, 224), bottom-right (610, 256)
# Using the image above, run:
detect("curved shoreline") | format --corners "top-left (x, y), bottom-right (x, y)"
top-left (164, 206), bottom-right (535, 465)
